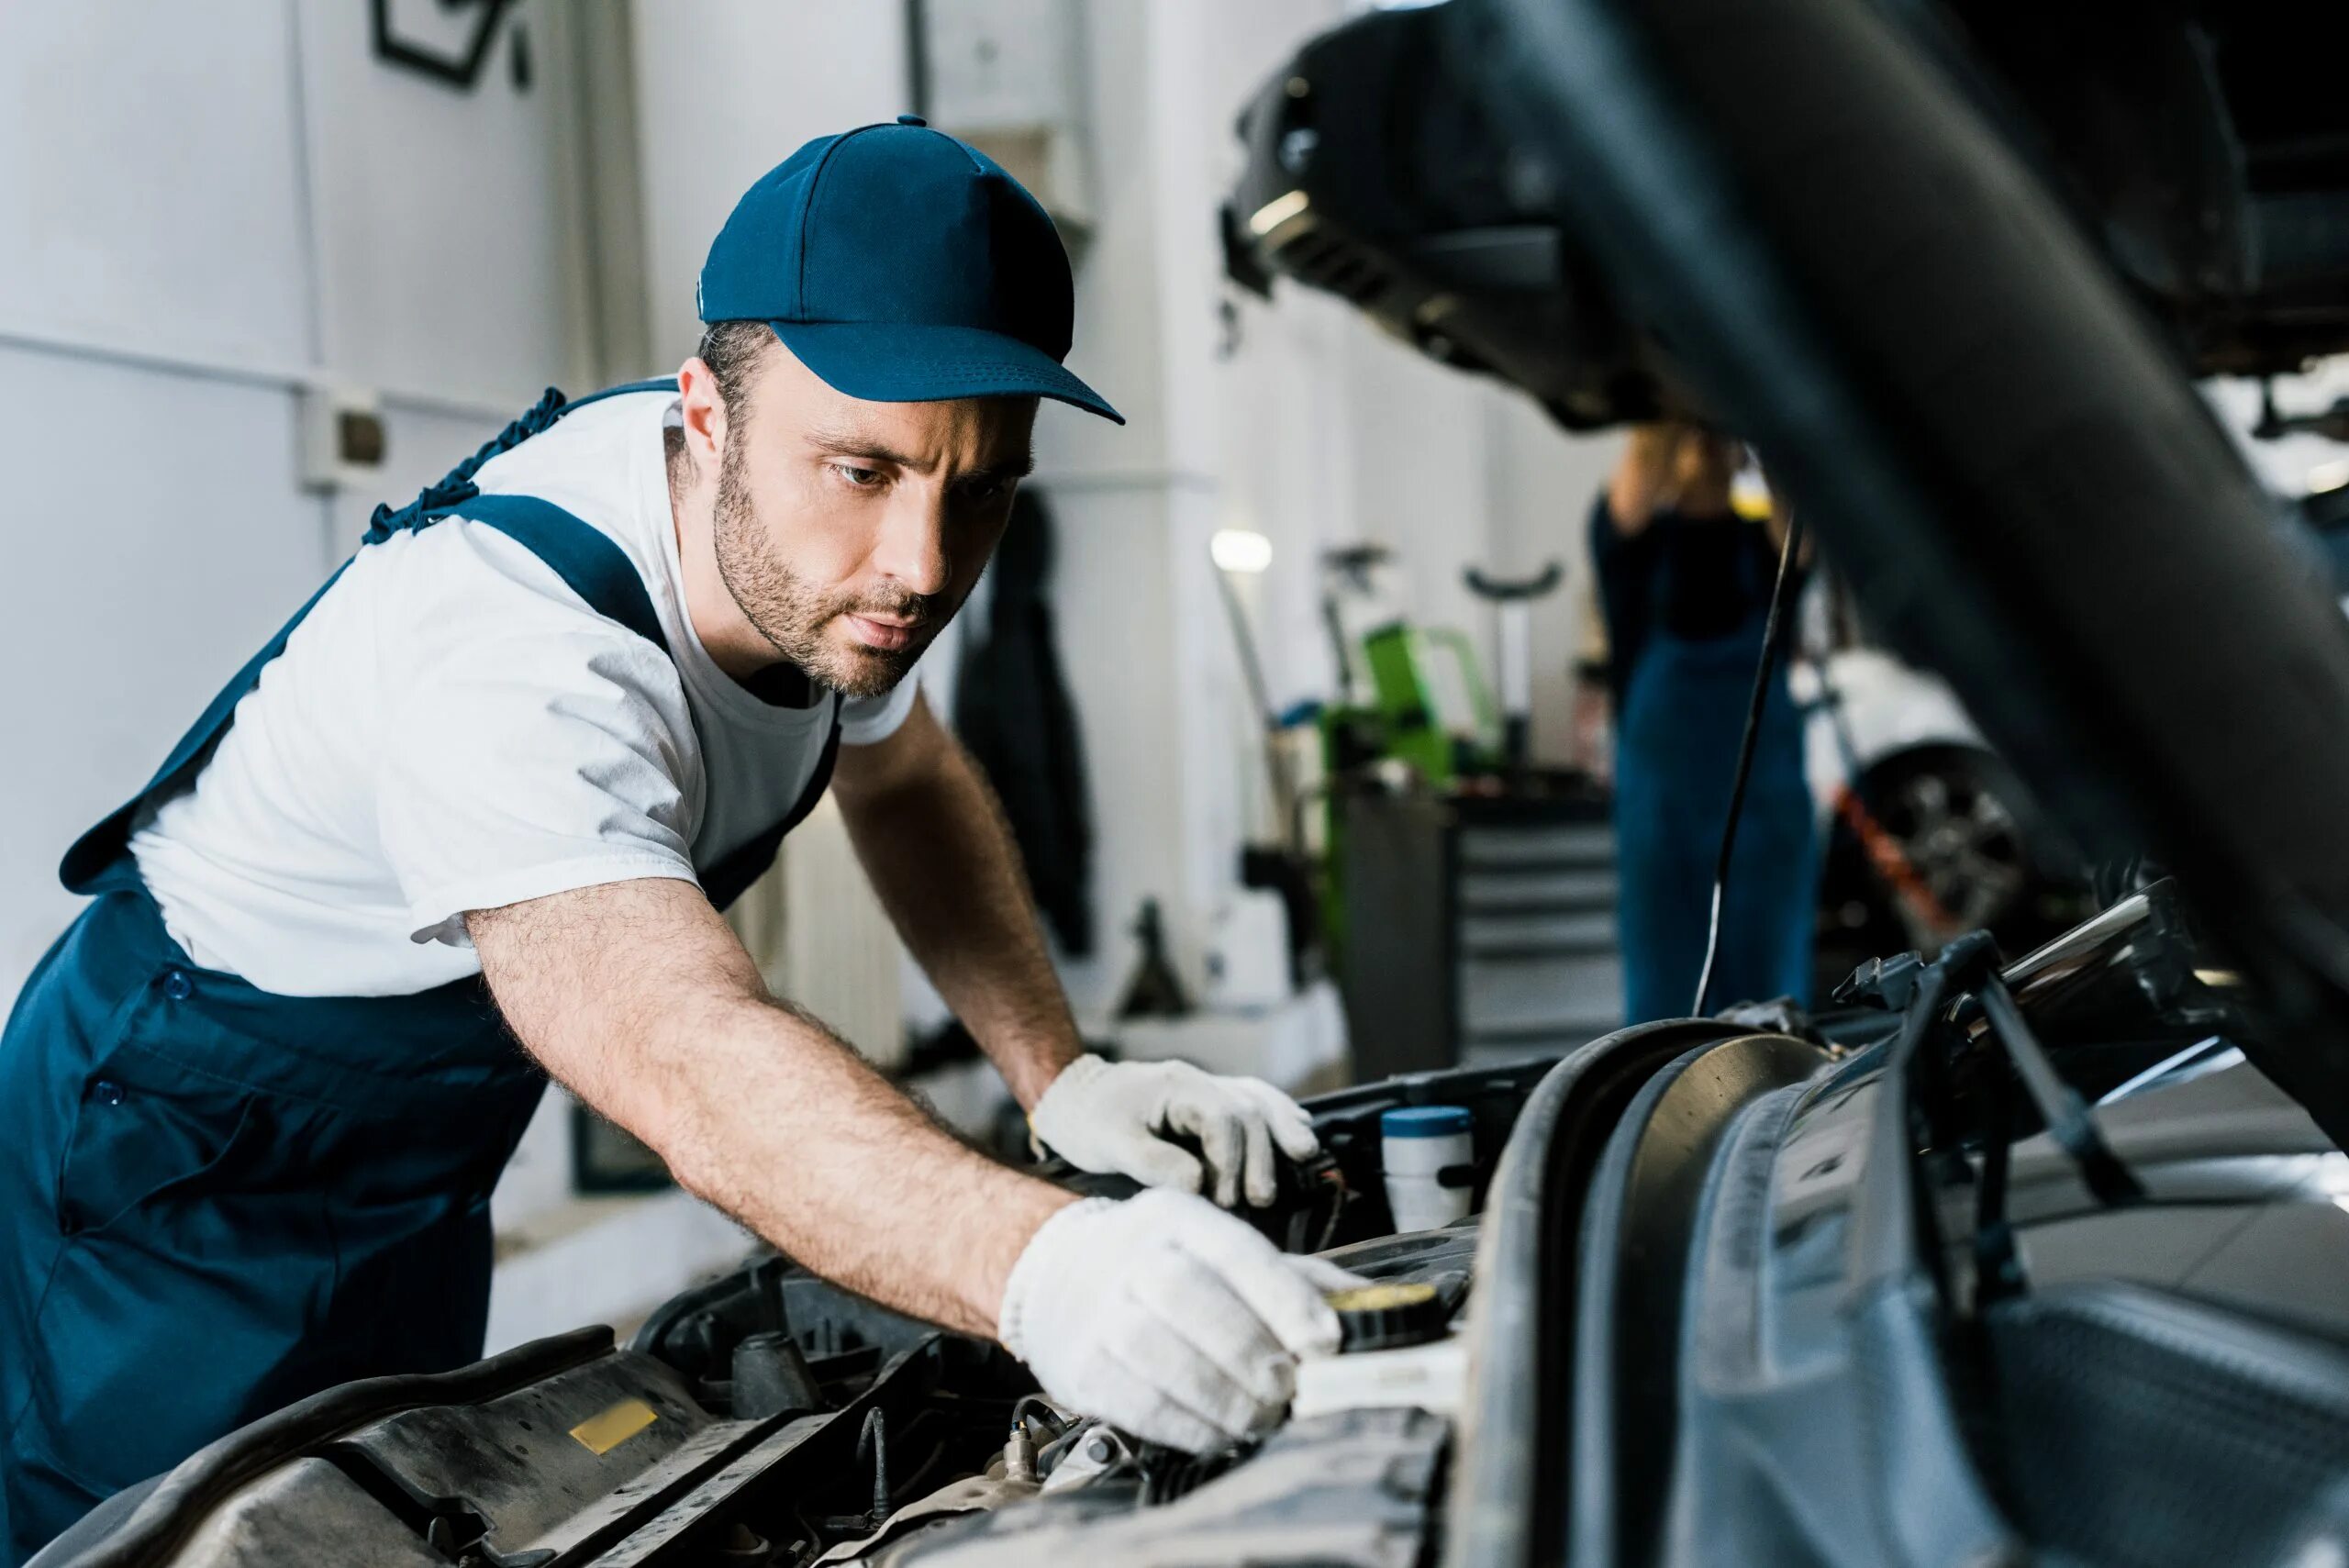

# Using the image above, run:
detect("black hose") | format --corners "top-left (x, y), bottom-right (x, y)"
top-left (1011, 1395), bottom-right (1069, 1439)
top-left (1692, 511), bottom-right (1809, 1016)
top-left (1034, 1419), bottom-right (1096, 1477)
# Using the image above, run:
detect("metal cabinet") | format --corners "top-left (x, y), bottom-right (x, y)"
top-left (1339, 792), bottom-right (1624, 1080)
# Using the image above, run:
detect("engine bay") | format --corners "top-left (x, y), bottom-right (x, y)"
top-left (43, 908), bottom-right (2349, 1568)
top-left (72, 1064), bottom-right (1552, 1568)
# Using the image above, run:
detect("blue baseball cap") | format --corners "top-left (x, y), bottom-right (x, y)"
top-left (698, 117), bottom-right (1122, 425)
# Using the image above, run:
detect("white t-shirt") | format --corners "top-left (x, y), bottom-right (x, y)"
top-left (128, 388), bottom-right (917, 997)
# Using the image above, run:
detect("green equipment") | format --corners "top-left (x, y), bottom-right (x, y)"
top-left (1358, 622), bottom-right (1504, 785)
top-left (1319, 544), bottom-right (1505, 790)
top-left (1308, 547), bottom-right (1517, 965)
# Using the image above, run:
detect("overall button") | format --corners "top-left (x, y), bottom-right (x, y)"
top-left (896, 114), bottom-right (928, 127)
top-left (161, 968), bottom-right (193, 1001)
top-left (89, 1079), bottom-right (126, 1106)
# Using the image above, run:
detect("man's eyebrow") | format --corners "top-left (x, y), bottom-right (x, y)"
top-left (968, 450), bottom-right (1036, 482)
top-left (805, 428), bottom-right (925, 469)
top-left (805, 427), bottom-right (1035, 482)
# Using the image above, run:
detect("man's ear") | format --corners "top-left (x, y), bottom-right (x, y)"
top-left (675, 356), bottom-right (728, 471)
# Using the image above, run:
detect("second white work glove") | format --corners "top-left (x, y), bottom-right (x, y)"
top-left (1028, 1055), bottom-right (1320, 1207)
top-left (997, 1188), bottom-right (1362, 1452)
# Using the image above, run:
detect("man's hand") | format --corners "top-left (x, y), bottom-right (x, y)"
top-left (1029, 1056), bottom-right (1320, 1207)
top-left (997, 1189), bottom-right (1361, 1452)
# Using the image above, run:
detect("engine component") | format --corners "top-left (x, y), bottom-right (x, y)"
top-left (817, 1465), bottom-right (1046, 1565)
top-left (730, 1329), bottom-right (823, 1421)
top-left (1037, 1424), bottom-right (1135, 1496)
top-left (1379, 1106), bottom-right (1475, 1231)
top-left (1293, 1334), bottom-right (1469, 1422)
top-left (1330, 1281), bottom-right (1451, 1352)
top-left (876, 1407), bottom-right (1448, 1567)
top-left (1001, 1423), bottom-right (1037, 1486)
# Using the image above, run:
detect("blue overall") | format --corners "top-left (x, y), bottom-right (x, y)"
top-left (0, 382), bottom-right (841, 1562)
top-left (1596, 502), bottom-right (1817, 1025)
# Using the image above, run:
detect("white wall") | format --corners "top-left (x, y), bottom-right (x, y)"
top-left (629, 3), bottom-right (913, 368)
top-left (1486, 390), bottom-right (1622, 762)
top-left (0, 6), bottom-right (316, 371)
top-left (1022, 0), bottom-right (1353, 1014)
top-left (299, 1), bottom-right (599, 400)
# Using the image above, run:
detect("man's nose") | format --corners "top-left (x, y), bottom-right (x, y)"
top-left (874, 491), bottom-right (952, 598)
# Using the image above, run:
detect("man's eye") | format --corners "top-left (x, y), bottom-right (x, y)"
top-left (832, 463), bottom-right (884, 489)
top-left (960, 476), bottom-right (1011, 504)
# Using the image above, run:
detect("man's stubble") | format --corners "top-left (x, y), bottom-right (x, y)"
top-left (710, 436), bottom-right (944, 700)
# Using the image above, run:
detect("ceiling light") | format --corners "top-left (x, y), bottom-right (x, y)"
top-left (1211, 528), bottom-right (1274, 574)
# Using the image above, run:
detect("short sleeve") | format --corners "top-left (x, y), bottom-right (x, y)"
top-left (374, 522), bottom-right (706, 947)
top-left (837, 660), bottom-right (925, 747)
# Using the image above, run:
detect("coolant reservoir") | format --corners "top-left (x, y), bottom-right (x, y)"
top-left (1381, 1106), bottom-right (1474, 1230)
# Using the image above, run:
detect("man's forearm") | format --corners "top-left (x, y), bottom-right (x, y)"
top-left (642, 988), bottom-right (1073, 1334)
top-left (470, 881), bottom-right (1073, 1339)
top-left (839, 738), bottom-right (1084, 1108)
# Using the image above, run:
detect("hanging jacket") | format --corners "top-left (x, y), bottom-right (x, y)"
top-left (953, 489), bottom-right (1095, 956)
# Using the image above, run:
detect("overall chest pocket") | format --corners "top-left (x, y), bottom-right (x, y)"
top-left (53, 1067), bottom-right (260, 1239)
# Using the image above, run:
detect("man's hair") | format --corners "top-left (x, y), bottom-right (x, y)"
top-left (697, 319), bottom-right (774, 422)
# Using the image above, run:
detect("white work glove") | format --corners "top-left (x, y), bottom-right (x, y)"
top-left (997, 1189), bottom-right (1363, 1452)
top-left (1029, 1055), bottom-right (1320, 1207)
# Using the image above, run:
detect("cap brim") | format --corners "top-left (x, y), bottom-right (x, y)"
top-left (768, 320), bottom-right (1124, 425)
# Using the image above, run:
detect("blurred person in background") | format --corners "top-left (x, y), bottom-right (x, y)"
top-left (1588, 422), bottom-right (1817, 1023)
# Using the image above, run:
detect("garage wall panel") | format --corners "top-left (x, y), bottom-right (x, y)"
top-left (1486, 392), bottom-right (1620, 765)
top-left (0, 1), bottom-right (313, 366)
top-left (298, 0), bottom-right (590, 401)
top-left (1344, 325), bottom-right (1505, 684)
top-left (629, 2), bottom-right (913, 369)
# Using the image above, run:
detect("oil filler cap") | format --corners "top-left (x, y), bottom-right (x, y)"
top-left (1327, 1281), bottom-right (1448, 1351)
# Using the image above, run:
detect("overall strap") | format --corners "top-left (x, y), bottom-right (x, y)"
top-left (61, 381), bottom-right (681, 895)
top-left (360, 378), bottom-right (678, 548)
top-left (699, 696), bottom-right (847, 911)
top-left (431, 495), bottom-right (669, 659)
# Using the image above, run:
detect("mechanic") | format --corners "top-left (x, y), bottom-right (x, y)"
top-left (1591, 422), bottom-right (1818, 1022)
top-left (0, 120), bottom-right (1352, 1562)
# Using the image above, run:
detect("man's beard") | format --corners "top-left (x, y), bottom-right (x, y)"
top-left (710, 441), bottom-right (945, 699)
